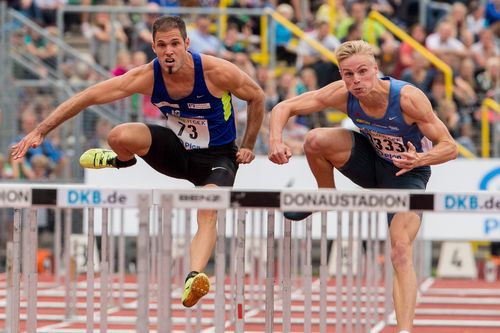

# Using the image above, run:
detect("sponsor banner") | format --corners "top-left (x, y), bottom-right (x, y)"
top-left (58, 188), bottom-right (150, 208)
top-left (168, 189), bottom-right (230, 209)
top-left (423, 213), bottom-right (500, 241)
top-left (435, 193), bottom-right (500, 213)
top-left (0, 187), bottom-right (31, 207)
top-left (280, 189), bottom-right (409, 212)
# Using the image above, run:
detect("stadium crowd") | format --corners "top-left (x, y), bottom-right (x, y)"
top-left (1, 0), bottom-right (499, 181)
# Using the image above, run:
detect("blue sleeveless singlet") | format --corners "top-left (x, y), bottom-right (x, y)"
top-left (347, 76), bottom-right (432, 164)
top-left (150, 52), bottom-right (236, 149)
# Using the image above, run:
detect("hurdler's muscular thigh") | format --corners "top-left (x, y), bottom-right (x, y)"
top-left (303, 128), bottom-right (353, 166)
top-left (107, 123), bottom-right (152, 156)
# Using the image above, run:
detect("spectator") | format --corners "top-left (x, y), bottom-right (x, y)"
top-left (485, 0), bottom-right (500, 32)
top-left (10, 0), bottom-right (42, 23)
top-left (296, 19), bottom-right (340, 87)
top-left (315, 0), bottom-right (348, 28)
top-left (429, 72), bottom-right (447, 108)
top-left (0, 153), bottom-right (14, 179)
top-left (30, 154), bottom-right (52, 180)
top-left (255, 65), bottom-right (278, 111)
top-left (33, 0), bottom-right (65, 26)
top-left (436, 98), bottom-right (478, 156)
top-left (131, 50), bottom-right (148, 68)
top-left (126, 50), bottom-right (160, 124)
top-left (466, 1), bottom-right (486, 40)
top-left (457, 58), bottom-right (479, 94)
top-left (274, 3), bottom-right (297, 66)
top-left (297, 67), bottom-right (326, 128)
top-left (107, 0), bottom-right (134, 42)
top-left (477, 56), bottom-right (500, 99)
top-left (275, 70), bottom-right (304, 104)
top-left (85, 117), bottom-right (113, 150)
top-left (131, 2), bottom-right (160, 61)
top-left (336, 1), bottom-right (395, 49)
top-left (288, 0), bottom-right (312, 25)
top-left (340, 21), bottom-right (363, 43)
top-left (370, 0), bottom-right (397, 19)
top-left (400, 51), bottom-right (435, 98)
top-left (8, 154), bottom-right (34, 180)
top-left (436, 98), bottom-right (460, 140)
top-left (222, 23), bottom-right (247, 54)
top-left (24, 26), bottom-right (58, 69)
top-left (188, 15), bottom-right (228, 57)
top-left (12, 110), bottom-right (65, 176)
top-left (111, 49), bottom-right (132, 76)
top-left (454, 59), bottom-right (479, 109)
top-left (227, 0), bottom-right (261, 37)
top-left (67, 53), bottom-right (99, 86)
top-left (232, 53), bottom-right (256, 78)
top-left (83, 11), bottom-right (128, 69)
top-left (425, 21), bottom-right (467, 69)
top-left (299, 67), bottom-right (318, 94)
top-left (393, 23), bottom-right (427, 79)
top-left (471, 28), bottom-right (500, 70)
top-left (443, 2), bottom-right (469, 43)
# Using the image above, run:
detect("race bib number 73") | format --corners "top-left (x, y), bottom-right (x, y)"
top-left (165, 114), bottom-right (210, 149)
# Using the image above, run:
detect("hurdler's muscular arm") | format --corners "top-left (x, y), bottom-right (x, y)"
top-left (393, 85), bottom-right (458, 175)
top-left (205, 56), bottom-right (265, 164)
top-left (268, 80), bottom-right (348, 165)
top-left (11, 63), bottom-right (154, 159)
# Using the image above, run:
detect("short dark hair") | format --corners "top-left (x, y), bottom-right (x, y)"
top-left (152, 15), bottom-right (187, 42)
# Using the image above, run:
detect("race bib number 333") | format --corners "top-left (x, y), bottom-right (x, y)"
top-left (165, 114), bottom-right (210, 149)
top-left (365, 130), bottom-right (406, 159)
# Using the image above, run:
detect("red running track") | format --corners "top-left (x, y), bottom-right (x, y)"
top-left (0, 274), bottom-right (499, 332)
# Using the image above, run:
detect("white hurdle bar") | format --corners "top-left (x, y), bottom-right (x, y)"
top-left (1, 185), bottom-right (499, 332)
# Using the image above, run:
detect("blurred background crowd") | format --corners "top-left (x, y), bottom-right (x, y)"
top-left (0, 0), bottom-right (499, 182)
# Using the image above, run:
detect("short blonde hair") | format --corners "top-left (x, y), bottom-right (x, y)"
top-left (335, 40), bottom-right (376, 63)
top-left (276, 3), bottom-right (294, 19)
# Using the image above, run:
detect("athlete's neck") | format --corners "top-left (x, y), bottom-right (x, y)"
top-left (358, 78), bottom-right (389, 108)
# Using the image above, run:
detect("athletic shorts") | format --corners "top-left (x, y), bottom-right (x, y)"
top-left (141, 125), bottom-right (239, 187)
top-left (338, 131), bottom-right (431, 224)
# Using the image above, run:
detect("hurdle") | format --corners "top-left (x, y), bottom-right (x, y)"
top-left (1, 185), bottom-right (499, 332)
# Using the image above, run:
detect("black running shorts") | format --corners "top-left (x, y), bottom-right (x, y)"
top-left (338, 131), bottom-right (431, 224)
top-left (141, 125), bottom-right (239, 187)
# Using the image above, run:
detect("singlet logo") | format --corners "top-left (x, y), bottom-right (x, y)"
top-left (154, 101), bottom-right (180, 108)
top-left (356, 118), bottom-right (370, 125)
top-left (188, 103), bottom-right (211, 109)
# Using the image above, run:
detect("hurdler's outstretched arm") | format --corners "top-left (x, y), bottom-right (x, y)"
top-left (268, 80), bottom-right (348, 165)
top-left (11, 63), bottom-right (154, 159)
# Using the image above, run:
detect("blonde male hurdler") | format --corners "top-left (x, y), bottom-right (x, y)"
top-left (268, 40), bottom-right (458, 332)
top-left (11, 15), bottom-right (265, 308)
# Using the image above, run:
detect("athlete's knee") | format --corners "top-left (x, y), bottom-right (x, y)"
top-left (107, 125), bottom-right (131, 148)
top-left (391, 240), bottom-right (412, 270)
top-left (303, 129), bottom-right (326, 155)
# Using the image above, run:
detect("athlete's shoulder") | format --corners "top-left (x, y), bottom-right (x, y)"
top-left (201, 54), bottom-right (252, 88)
top-left (320, 80), bottom-right (349, 99)
top-left (314, 80), bottom-right (349, 112)
top-left (118, 61), bottom-right (155, 95)
top-left (399, 83), bottom-right (433, 121)
top-left (400, 83), bottom-right (427, 103)
top-left (200, 53), bottom-right (232, 70)
top-left (325, 79), bottom-right (348, 93)
top-left (125, 61), bottom-right (154, 77)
